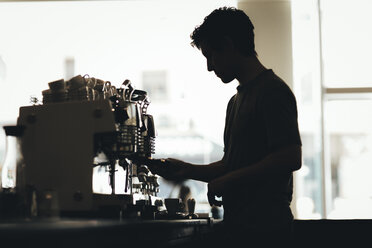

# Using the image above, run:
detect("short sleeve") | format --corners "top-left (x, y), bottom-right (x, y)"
top-left (262, 86), bottom-right (302, 152)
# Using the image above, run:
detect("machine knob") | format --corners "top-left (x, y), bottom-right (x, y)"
top-left (187, 198), bottom-right (195, 214)
top-left (187, 198), bottom-right (198, 219)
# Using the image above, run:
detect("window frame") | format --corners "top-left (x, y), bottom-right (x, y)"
top-left (318, 0), bottom-right (372, 218)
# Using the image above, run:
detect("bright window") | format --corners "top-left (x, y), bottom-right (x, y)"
top-left (292, 0), bottom-right (372, 219)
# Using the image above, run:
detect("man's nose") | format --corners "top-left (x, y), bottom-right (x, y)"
top-left (207, 61), bottom-right (213, 72)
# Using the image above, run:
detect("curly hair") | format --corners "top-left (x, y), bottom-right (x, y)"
top-left (190, 7), bottom-right (257, 57)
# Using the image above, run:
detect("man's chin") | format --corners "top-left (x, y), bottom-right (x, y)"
top-left (220, 77), bottom-right (234, 84)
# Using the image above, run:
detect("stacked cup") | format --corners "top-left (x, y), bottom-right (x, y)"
top-left (42, 79), bottom-right (68, 104)
top-left (67, 75), bottom-right (90, 101)
top-left (94, 79), bottom-right (105, 100)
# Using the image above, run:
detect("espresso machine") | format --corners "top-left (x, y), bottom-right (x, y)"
top-left (16, 75), bottom-right (161, 218)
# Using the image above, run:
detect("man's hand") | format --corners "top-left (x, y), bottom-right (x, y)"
top-left (132, 157), bottom-right (191, 183)
top-left (207, 177), bottom-right (224, 207)
top-left (160, 158), bottom-right (191, 182)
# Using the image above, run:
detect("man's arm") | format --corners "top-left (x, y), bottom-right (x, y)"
top-left (139, 157), bottom-right (226, 183)
top-left (178, 159), bottom-right (226, 183)
top-left (208, 144), bottom-right (302, 197)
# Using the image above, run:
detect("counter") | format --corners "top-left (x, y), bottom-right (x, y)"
top-left (2, 216), bottom-right (372, 247)
top-left (0, 218), bottom-right (215, 248)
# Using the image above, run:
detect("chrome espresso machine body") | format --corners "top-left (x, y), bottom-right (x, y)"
top-left (17, 75), bottom-right (161, 218)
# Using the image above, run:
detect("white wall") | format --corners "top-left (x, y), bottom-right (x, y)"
top-left (238, 0), bottom-right (293, 88)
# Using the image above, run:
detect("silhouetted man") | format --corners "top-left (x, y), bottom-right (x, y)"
top-left (141, 7), bottom-right (302, 247)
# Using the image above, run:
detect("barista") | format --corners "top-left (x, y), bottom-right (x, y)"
top-left (139, 7), bottom-right (302, 247)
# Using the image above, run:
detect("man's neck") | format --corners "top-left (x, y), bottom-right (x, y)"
top-left (236, 56), bottom-right (267, 87)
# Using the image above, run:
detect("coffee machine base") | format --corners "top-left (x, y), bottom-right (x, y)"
top-left (60, 194), bottom-right (162, 220)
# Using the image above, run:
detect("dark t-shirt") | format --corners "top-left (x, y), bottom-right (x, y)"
top-left (222, 69), bottom-right (302, 229)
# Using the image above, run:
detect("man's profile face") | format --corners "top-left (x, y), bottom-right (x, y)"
top-left (200, 41), bottom-right (236, 84)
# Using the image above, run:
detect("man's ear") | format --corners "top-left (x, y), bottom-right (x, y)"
top-left (221, 36), bottom-right (235, 52)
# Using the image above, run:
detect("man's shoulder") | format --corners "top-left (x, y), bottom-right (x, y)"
top-left (256, 71), bottom-right (295, 99)
top-left (225, 94), bottom-right (237, 113)
top-left (259, 70), bottom-right (289, 90)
